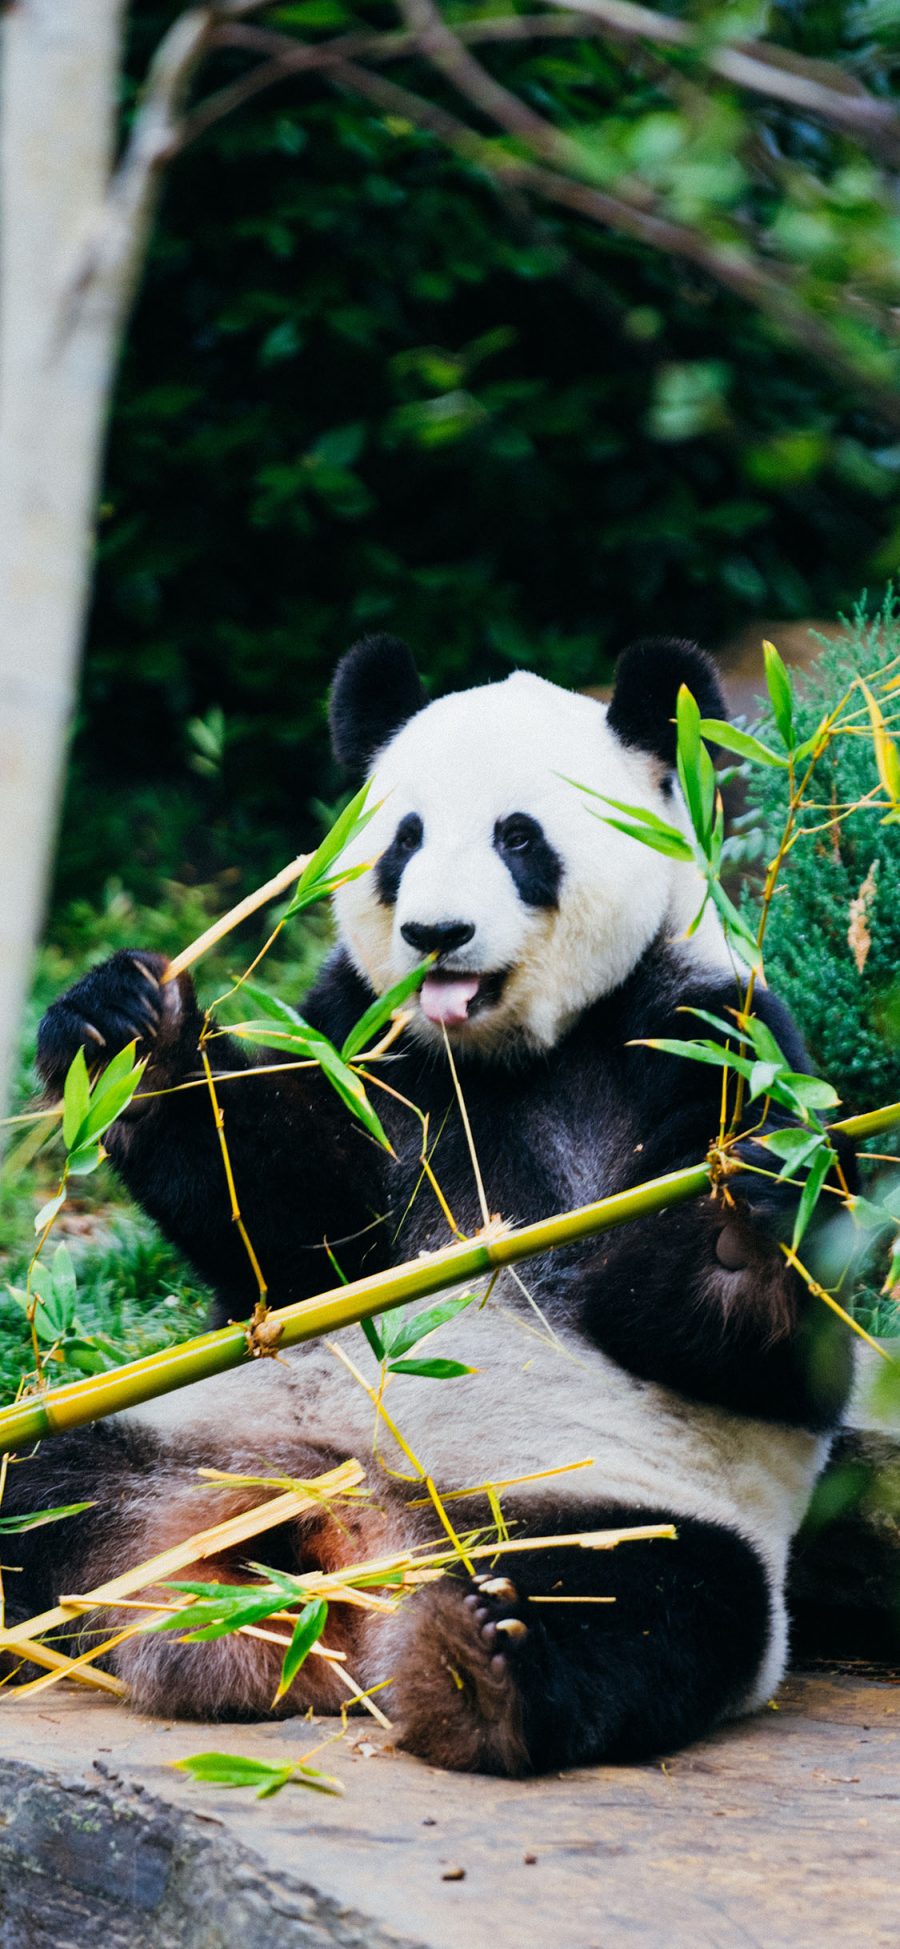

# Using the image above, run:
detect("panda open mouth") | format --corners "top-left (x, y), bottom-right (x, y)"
top-left (419, 969), bottom-right (508, 1028)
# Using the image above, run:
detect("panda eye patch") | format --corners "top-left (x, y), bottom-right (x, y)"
top-left (376, 811), bottom-right (424, 907)
top-left (494, 815), bottom-right (563, 908)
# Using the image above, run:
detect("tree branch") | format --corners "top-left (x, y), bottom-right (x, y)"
top-left (175, 14), bottom-right (587, 157)
top-left (543, 0), bottom-right (900, 165)
top-left (57, 9), bottom-right (215, 343)
top-left (322, 50), bottom-right (900, 432)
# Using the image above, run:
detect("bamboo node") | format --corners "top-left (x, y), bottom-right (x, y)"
top-left (245, 1300), bottom-right (284, 1358)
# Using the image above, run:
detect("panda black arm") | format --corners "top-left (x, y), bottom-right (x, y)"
top-left (36, 951), bottom-right (391, 1323)
top-left (569, 972), bottom-right (853, 1429)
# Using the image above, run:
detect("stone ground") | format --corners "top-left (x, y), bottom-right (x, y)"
top-left (0, 1671), bottom-right (897, 1949)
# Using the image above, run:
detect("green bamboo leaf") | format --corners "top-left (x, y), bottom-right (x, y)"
top-left (739, 1016), bottom-right (787, 1066)
top-left (676, 685), bottom-right (715, 849)
top-left (341, 957), bottom-right (433, 1061)
top-left (33, 1189), bottom-right (66, 1234)
top-left (361, 1316), bottom-right (385, 1360)
top-left (287, 861), bottom-right (372, 916)
top-left (283, 781), bottom-right (377, 916)
top-left (174, 1753), bottom-right (296, 1792)
top-left (781, 1073), bottom-right (840, 1110)
top-left (166, 1579), bottom-right (282, 1600)
top-left (748, 1060), bottom-right (782, 1100)
top-left (92, 1039), bottom-right (142, 1097)
top-left (638, 1036), bottom-right (756, 1081)
top-left (273, 1597), bottom-right (328, 1703)
top-left (381, 1293), bottom-right (476, 1360)
top-left (62, 1047), bottom-right (91, 1151)
top-left (238, 983), bottom-right (308, 1029)
top-left (759, 1128), bottom-right (824, 1177)
top-left (174, 1751), bottom-right (343, 1798)
top-left (570, 784), bottom-right (690, 836)
top-left (155, 1591), bottom-right (286, 1641)
top-left (678, 1005), bottom-right (742, 1040)
top-left (233, 989), bottom-right (392, 1150)
top-left (0, 1500), bottom-right (93, 1534)
top-left (313, 1039), bottom-right (391, 1151)
top-left (698, 719), bottom-right (787, 768)
top-left (848, 1194), bottom-right (894, 1234)
top-left (792, 1142), bottom-right (834, 1250)
top-left (82, 1064), bottom-right (147, 1142)
top-left (763, 640), bottom-right (795, 750)
top-left (386, 1356), bottom-right (476, 1378)
top-left (66, 1141), bottom-right (103, 1176)
top-left (706, 877), bottom-right (764, 966)
top-left (593, 815), bottom-right (695, 862)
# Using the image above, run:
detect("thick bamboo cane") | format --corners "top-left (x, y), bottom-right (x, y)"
top-left (0, 1160), bottom-right (709, 1451)
top-left (2, 1095), bottom-right (899, 1453)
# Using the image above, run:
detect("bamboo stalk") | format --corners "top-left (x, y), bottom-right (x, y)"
top-left (0, 1161), bottom-right (711, 1451)
top-left (163, 854), bottom-right (311, 984)
top-left (0, 1098), bottom-right (897, 1454)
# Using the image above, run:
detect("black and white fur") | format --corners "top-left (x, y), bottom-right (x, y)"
top-left (13, 636), bottom-right (852, 1775)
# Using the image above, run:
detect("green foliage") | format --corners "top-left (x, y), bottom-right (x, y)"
top-left (742, 593), bottom-right (900, 1118)
top-left (173, 1750), bottom-right (343, 1797)
top-left (52, 3), bottom-right (900, 904)
top-left (0, 1218), bottom-right (211, 1401)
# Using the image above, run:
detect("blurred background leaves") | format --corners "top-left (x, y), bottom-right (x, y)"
top-left (58, 0), bottom-right (900, 905)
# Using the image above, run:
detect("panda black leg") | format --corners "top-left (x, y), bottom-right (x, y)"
top-left (389, 1508), bottom-right (773, 1776)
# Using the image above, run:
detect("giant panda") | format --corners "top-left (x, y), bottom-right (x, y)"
top-left (13, 634), bottom-right (852, 1777)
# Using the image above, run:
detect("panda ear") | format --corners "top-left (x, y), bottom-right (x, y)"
top-left (607, 636), bottom-right (726, 770)
top-left (329, 634), bottom-right (427, 774)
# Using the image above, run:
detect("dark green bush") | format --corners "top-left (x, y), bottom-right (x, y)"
top-left (743, 592), bottom-right (900, 1119)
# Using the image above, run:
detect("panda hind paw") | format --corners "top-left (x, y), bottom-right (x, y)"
top-left (390, 1574), bottom-right (538, 1776)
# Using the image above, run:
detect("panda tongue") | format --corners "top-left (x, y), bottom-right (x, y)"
top-left (420, 973), bottom-right (481, 1027)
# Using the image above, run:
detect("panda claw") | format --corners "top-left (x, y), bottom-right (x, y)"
top-left (131, 957), bottom-right (161, 990)
top-left (494, 1617), bottom-right (528, 1643)
top-left (478, 1576), bottom-right (517, 1603)
top-left (83, 1022), bottom-right (107, 1049)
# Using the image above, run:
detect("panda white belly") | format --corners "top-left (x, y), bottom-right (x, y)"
top-left (127, 1277), bottom-right (827, 1707)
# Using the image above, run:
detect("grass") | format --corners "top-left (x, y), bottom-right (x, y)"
top-left (0, 869), bottom-right (330, 1403)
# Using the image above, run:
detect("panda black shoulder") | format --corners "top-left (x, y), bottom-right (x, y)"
top-left (303, 948), bottom-right (378, 1045)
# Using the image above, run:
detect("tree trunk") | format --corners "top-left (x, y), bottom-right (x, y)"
top-left (0, 1), bottom-right (127, 1128)
top-left (0, 5), bottom-right (211, 1134)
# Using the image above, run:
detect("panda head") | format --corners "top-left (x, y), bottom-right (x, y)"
top-left (329, 633), bottom-right (730, 1056)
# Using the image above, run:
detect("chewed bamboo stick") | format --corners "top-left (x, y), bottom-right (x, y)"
top-left (0, 1633), bottom-right (127, 1695)
top-left (0, 1461), bottom-right (363, 1655)
top-left (163, 853), bottom-right (311, 983)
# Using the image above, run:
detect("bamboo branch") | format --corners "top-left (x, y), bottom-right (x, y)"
top-left (2, 1095), bottom-right (899, 1453)
top-left (163, 853), bottom-right (310, 983)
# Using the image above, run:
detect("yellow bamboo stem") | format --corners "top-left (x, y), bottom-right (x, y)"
top-left (163, 854), bottom-right (311, 984)
top-left (1, 1100), bottom-right (898, 1456)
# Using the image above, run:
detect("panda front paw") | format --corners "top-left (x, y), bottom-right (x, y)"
top-left (37, 950), bottom-right (201, 1099)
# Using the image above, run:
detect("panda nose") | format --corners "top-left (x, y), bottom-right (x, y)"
top-left (401, 920), bottom-right (476, 956)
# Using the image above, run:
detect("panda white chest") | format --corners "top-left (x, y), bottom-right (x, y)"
top-left (132, 1280), bottom-right (825, 1602)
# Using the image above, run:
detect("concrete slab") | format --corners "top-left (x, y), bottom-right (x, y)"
top-left (0, 1675), bottom-right (897, 1949)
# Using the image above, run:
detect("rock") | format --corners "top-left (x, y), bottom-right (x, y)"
top-left (1, 1679), bottom-right (899, 1948)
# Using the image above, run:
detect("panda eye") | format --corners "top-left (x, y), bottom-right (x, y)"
top-left (395, 813), bottom-right (423, 855)
top-left (498, 816), bottom-right (535, 854)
